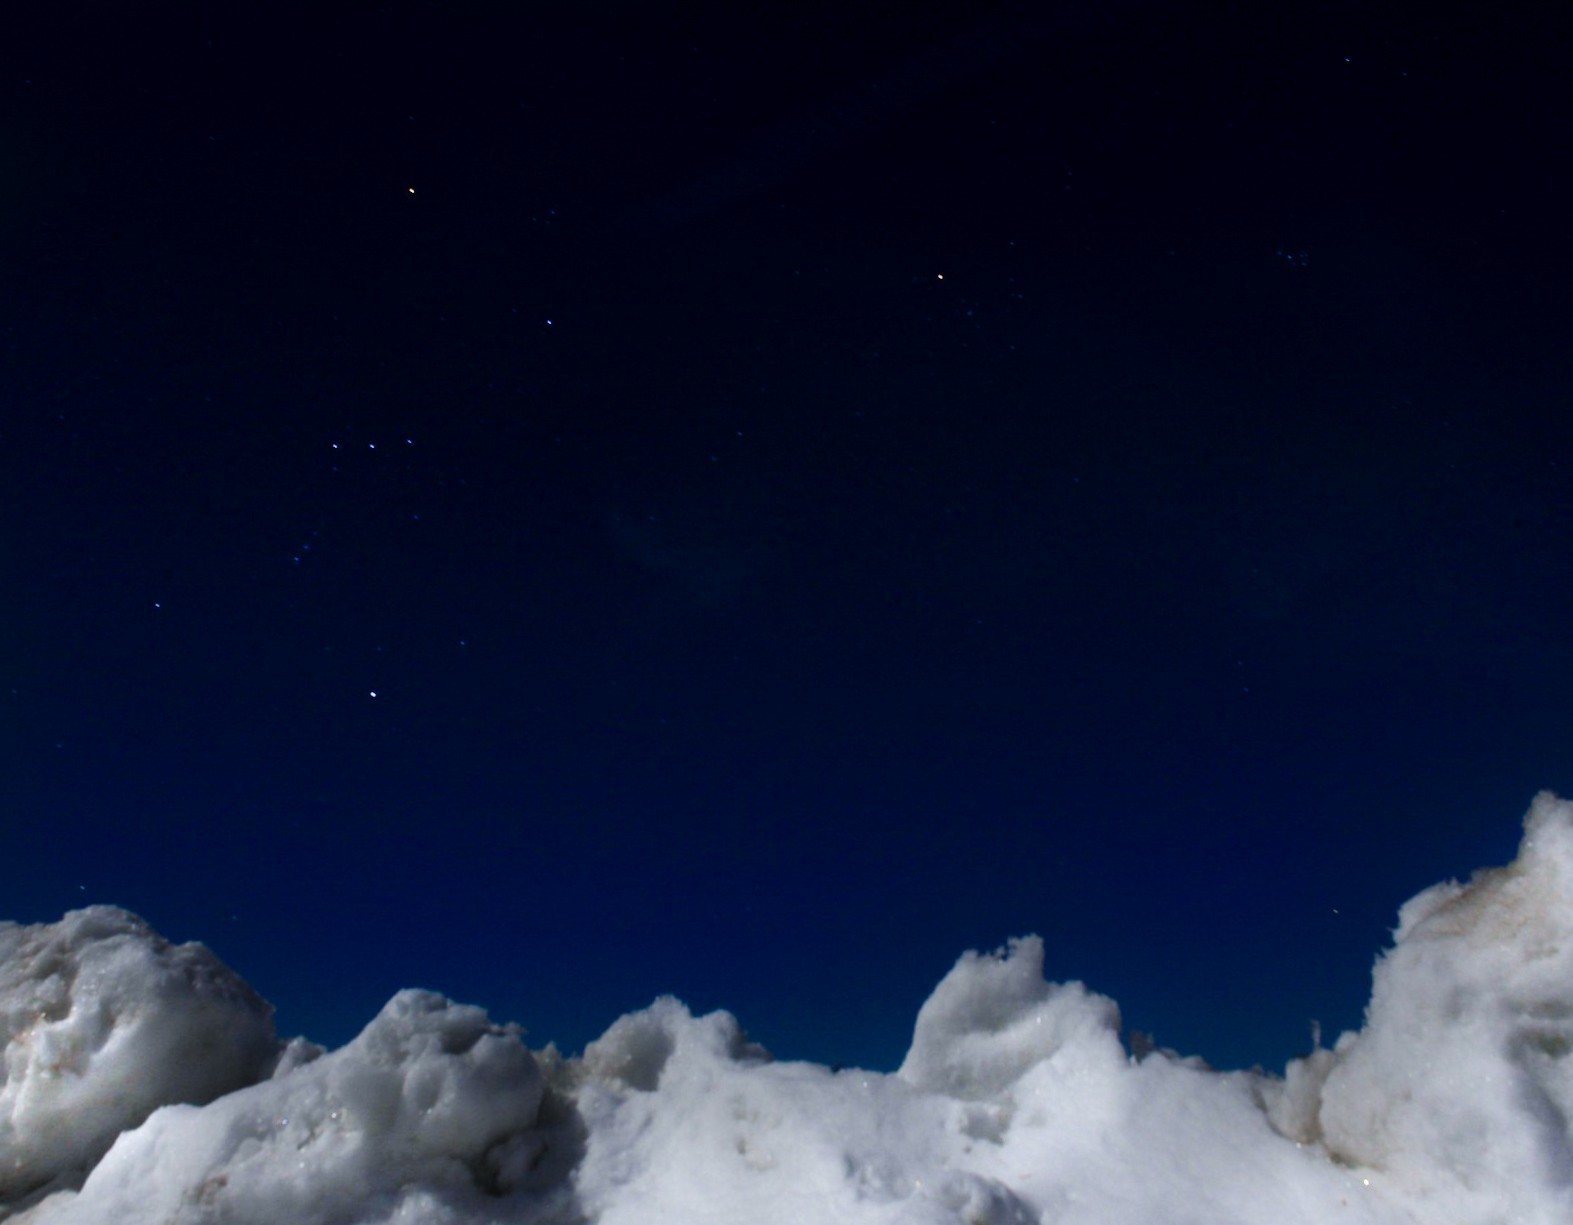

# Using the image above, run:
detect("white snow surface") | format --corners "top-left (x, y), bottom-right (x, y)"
top-left (6, 793), bottom-right (1573, 1225)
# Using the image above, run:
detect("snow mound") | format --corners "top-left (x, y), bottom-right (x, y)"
top-left (0, 906), bottom-right (276, 1212)
top-left (21, 989), bottom-right (554, 1225)
top-left (1271, 790), bottom-right (1573, 1224)
top-left (6, 792), bottom-right (1573, 1225)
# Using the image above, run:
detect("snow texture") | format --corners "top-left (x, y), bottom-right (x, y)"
top-left (6, 791), bottom-right (1573, 1225)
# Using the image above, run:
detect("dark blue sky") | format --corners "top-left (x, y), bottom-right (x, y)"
top-left (4, 3), bottom-right (1571, 1072)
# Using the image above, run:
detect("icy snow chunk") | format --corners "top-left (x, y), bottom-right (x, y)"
top-left (582, 994), bottom-right (769, 1092)
top-left (570, 995), bottom-right (1013, 1225)
top-left (328, 989), bottom-right (543, 1159)
top-left (1297, 791), bottom-right (1573, 1224)
top-left (898, 935), bottom-right (1124, 1099)
top-left (0, 906), bottom-right (276, 1210)
top-left (27, 988), bottom-right (552, 1225)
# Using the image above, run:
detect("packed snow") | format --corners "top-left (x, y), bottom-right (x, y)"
top-left (5, 793), bottom-right (1573, 1225)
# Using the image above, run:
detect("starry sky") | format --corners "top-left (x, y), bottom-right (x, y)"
top-left (4, 3), bottom-right (1571, 1072)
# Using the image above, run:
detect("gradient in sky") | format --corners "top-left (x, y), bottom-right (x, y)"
top-left (3, 2), bottom-right (1571, 1072)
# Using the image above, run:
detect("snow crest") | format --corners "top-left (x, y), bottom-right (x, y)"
top-left (6, 793), bottom-right (1573, 1225)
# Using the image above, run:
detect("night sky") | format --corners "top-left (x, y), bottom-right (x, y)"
top-left (5, 3), bottom-right (1571, 1073)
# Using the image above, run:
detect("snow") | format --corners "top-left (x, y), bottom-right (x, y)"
top-left (0, 906), bottom-right (276, 1213)
top-left (5, 793), bottom-right (1573, 1225)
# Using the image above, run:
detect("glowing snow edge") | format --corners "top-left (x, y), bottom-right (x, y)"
top-left (4, 793), bottom-right (1572, 1225)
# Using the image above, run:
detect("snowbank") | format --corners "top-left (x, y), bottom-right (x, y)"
top-left (1270, 789), bottom-right (1573, 1223)
top-left (5, 792), bottom-right (1573, 1225)
top-left (0, 907), bottom-right (276, 1213)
